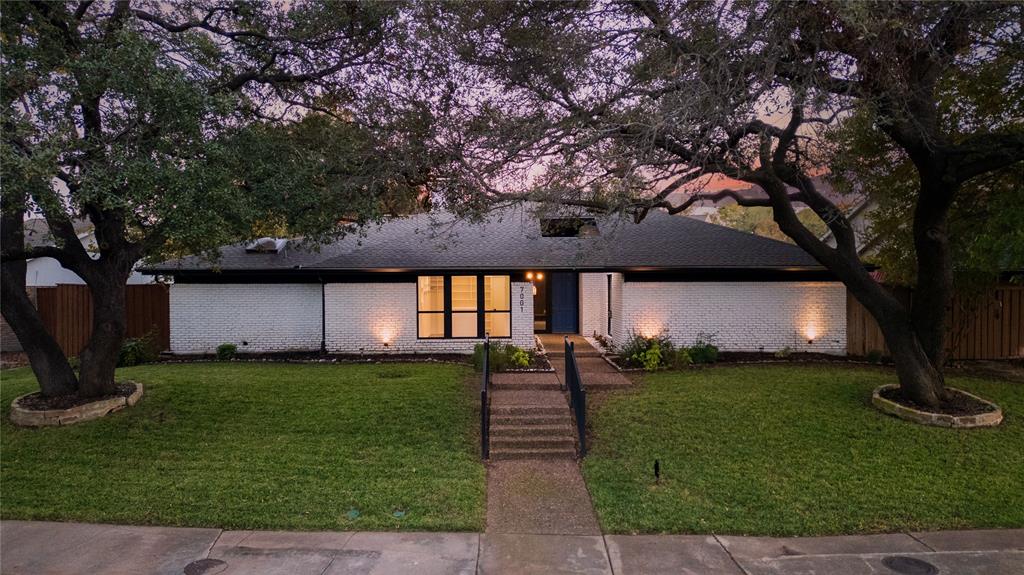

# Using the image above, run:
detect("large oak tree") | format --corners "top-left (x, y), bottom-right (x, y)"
top-left (2, 1), bottom-right (434, 397)
top-left (426, 1), bottom-right (1024, 407)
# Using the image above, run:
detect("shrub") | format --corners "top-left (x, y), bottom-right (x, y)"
top-left (671, 347), bottom-right (693, 369)
top-left (866, 349), bottom-right (884, 364)
top-left (638, 343), bottom-right (663, 371)
top-left (688, 332), bottom-right (719, 364)
top-left (216, 343), bottom-right (238, 360)
top-left (620, 330), bottom-right (676, 370)
top-left (117, 333), bottom-right (160, 367)
top-left (592, 333), bottom-right (613, 352)
top-left (774, 346), bottom-right (793, 359)
top-left (509, 347), bottom-right (532, 369)
top-left (473, 342), bottom-right (533, 371)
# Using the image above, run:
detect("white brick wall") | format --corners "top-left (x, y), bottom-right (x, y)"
top-left (170, 284), bottom-right (323, 353)
top-left (579, 273), bottom-right (609, 338)
top-left (324, 282), bottom-right (534, 353)
top-left (618, 281), bottom-right (847, 354)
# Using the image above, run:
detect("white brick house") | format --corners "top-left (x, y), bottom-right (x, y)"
top-left (146, 206), bottom-right (848, 355)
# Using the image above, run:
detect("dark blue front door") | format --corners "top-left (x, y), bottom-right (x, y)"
top-left (550, 272), bottom-right (579, 333)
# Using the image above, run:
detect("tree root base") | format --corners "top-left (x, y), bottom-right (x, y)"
top-left (872, 384), bottom-right (1002, 428)
top-left (9, 382), bottom-right (143, 427)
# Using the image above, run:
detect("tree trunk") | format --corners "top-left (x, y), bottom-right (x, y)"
top-left (1, 260), bottom-right (80, 397)
top-left (76, 277), bottom-right (127, 398)
top-left (876, 314), bottom-right (946, 407)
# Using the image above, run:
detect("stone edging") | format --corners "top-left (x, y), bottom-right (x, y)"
top-left (10, 383), bottom-right (144, 427)
top-left (871, 384), bottom-right (1003, 428)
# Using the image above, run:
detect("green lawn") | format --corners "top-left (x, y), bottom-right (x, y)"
top-left (1, 362), bottom-right (484, 531)
top-left (583, 365), bottom-right (1024, 536)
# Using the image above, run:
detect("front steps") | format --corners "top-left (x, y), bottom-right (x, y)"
top-left (488, 384), bottom-right (577, 460)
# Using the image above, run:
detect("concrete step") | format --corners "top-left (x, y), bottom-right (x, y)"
top-left (491, 413), bottom-right (572, 426)
top-left (491, 405), bottom-right (567, 416)
top-left (490, 424), bottom-right (573, 437)
top-left (492, 381), bottom-right (563, 391)
top-left (491, 436), bottom-right (575, 450)
top-left (489, 447), bottom-right (578, 461)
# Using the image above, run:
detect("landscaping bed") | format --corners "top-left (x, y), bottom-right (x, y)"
top-left (582, 364), bottom-right (1024, 536)
top-left (1, 362), bottom-right (485, 531)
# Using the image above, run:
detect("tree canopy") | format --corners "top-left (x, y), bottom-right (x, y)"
top-left (1, 0), bottom-right (436, 396)
top-left (422, 0), bottom-right (1024, 407)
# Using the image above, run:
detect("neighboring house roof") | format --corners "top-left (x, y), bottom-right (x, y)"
top-left (145, 206), bottom-right (829, 277)
top-left (820, 198), bottom-right (879, 256)
top-left (23, 218), bottom-right (93, 249)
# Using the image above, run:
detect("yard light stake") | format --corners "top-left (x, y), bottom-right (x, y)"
top-left (654, 459), bottom-right (661, 482)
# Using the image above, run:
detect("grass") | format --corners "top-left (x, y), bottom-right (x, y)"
top-left (582, 364), bottom-right (1024, 536)
top-left (1, 362), bottom-right (484, 531)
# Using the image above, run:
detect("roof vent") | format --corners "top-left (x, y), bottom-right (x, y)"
top-left (540, 217), bottom-right (599, 238)
top-left (245, 237), bottom-right (287, 253)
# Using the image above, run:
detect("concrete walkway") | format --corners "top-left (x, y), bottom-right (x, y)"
top-left (3, 521), bottom-right (1022, 574)
top-left (539, 334), bottom-right (631, 390)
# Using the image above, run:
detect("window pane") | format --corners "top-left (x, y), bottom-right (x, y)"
top-left (452, 312), bottom-right (478, 337)
top-left (418, 276), bottom-right (444, 311)
top-left (484, 275), bottom-right (510, 311)
top-left (451, 276), bottom-right (477, 311)
top-left (485, 312), bottom-right (511, 337)
top-left (418, 313), bottom-right (444, 338)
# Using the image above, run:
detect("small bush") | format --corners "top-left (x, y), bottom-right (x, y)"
top-left (866, 349), bottom-right (884, 364)
top-left (671, 347), bottom-right (693, 369)
top-left (117, 334), bottom-right (160, 367)
top-left (620, 330), bottom-right (676, 370)
top-left (774, 346), bottom-right (793, 359)
top-left (216, 343), bottom-right (238, 360)
top-left (473, 342), bottom-right (533, 372)
top-left (592, 333), bottom-right (614, 352)
top-left (509, 347), bottom-right (531, 369)
top-left (688, 332), bottom-right (719, 364)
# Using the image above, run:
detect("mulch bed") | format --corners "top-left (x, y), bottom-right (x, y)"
top-left (161, 351), bottom-right (473, 365)
top-left (1, 352), bottom-right (30, 369)
top-left (878, 386), bottom-right (996, 417)
top-left (15, 382), bottom-right (137, 411)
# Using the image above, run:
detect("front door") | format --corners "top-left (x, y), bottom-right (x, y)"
top-left (549, 272), bottom-right (579, 333)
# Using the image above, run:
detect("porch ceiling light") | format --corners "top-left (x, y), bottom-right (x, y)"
top-left (526, 271), bottom-right (534, 280)
top-left (536, 272), bottom-right (544, 280)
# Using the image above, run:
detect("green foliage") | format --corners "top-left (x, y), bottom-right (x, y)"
top-left (711, 205), bottom-right (828, 244)
top-left (829, 97), bottom-right (1024, 292)
top-left (774, 346), bottom-right (793, 359)
top-left (687, 333), bottom-right (719, 364)
top-left (671, 348), bottom-right (693, 369)
top-left (508, 347), bottom-right (531, 369)
top-left (620, 331), bottom-right (676, 370)
top-left (216, 344), bottom-right (238, 361)
top-left (0, 362), bottom-right (484, 531)
top-left (583, 366), bottom-right (1024, 535)
top-left (473, 342), bottom-right (533, 372)
top-left (866, 350), bottom-right (885, 364)
top-left (117, 334), bottom-right (160, 368)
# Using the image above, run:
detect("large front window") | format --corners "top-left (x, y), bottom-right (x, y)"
top-left (417, 275), bottom-right (511, 338)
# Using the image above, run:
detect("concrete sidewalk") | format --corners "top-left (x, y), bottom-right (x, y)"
top-left (2, 521), bottom-right (1022, 574)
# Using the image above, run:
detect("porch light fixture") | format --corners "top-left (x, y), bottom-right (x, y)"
top-left (526, 271), bottom-right (534, 280)
top-left (536, 272), bottom-right (544, 280)
top-left (804, 325), bottom-right (818, 345)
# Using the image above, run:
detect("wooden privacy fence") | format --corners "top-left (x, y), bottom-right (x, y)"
top-left (847, 285), bottom-right (1024, 360)
top-left (36, 284), bottom-right (170, 356)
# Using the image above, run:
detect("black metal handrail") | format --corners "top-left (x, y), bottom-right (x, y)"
top-left (564, 336), bottom-right (587, 457)
top-left (480, 334), bottom-right (491, 460)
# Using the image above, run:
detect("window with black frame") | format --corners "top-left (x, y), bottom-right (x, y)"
top-left (417, 275), bottom-right (511, 338)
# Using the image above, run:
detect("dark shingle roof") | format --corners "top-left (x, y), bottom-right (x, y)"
top-left (144, 205), bottom-right (824, 274)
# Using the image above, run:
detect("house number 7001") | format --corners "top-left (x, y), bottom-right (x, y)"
top-left (519, 286), bottom-right (526, 313)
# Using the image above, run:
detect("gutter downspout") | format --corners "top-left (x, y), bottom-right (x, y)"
top-left (319, 274), bottom-right (327, 354)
